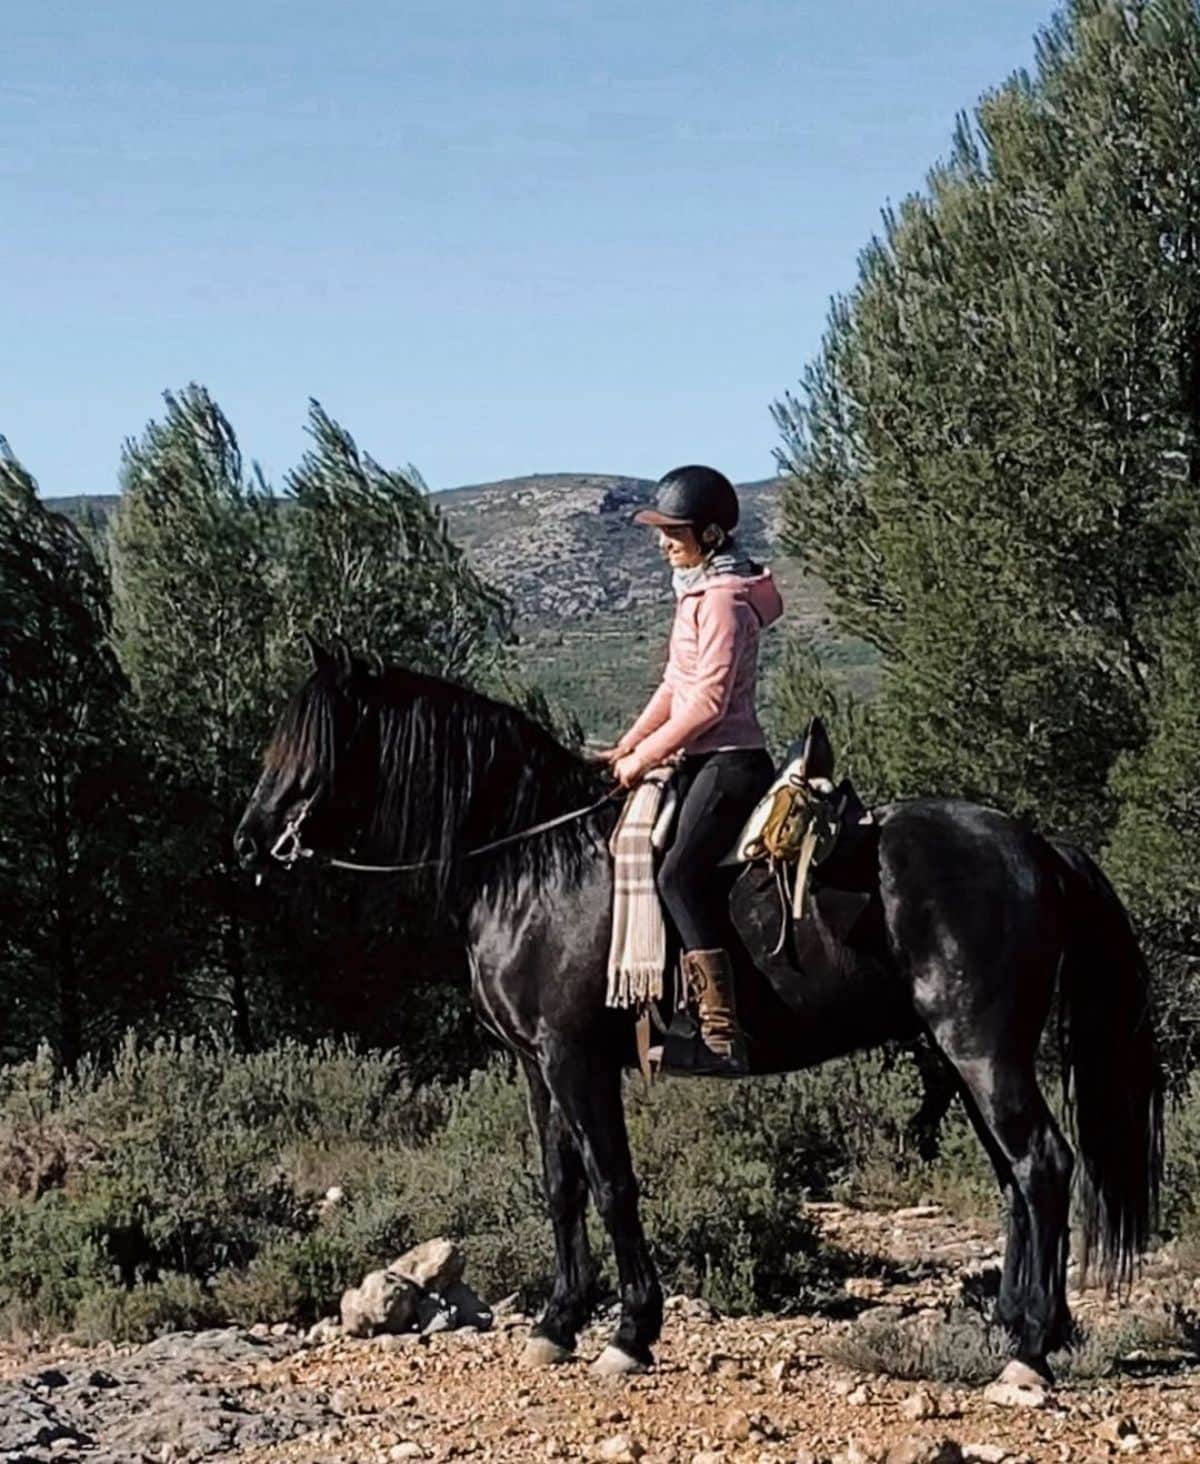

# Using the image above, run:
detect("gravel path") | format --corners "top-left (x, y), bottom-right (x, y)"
top-left (4, 1204), bottom-right (1199, 1464)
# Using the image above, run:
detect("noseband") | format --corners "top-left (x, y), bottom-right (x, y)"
top-left (269, 796), bottom-right (317, 867)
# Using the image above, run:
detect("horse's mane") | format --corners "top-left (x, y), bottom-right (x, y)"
top-left (264, 657), bottom-right (609, 903)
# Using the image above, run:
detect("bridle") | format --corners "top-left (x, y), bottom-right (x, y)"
top-left (267, 786), bottom-right (622, 875)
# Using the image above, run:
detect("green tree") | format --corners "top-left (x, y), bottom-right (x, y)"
top-left (775, 0), bottom-right (1200, 847)
top-left (0, 443), bottom-right (132, 1065)
top-left (276, 401), bottom-right (510, 687)
top-left (110, 386), bottom-right (279, 1046)
top-left (1106, 536), bottom-right (1200, 1080)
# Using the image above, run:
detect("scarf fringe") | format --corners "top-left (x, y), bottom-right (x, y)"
top-left (606, 774), bottom-right (669, 1008)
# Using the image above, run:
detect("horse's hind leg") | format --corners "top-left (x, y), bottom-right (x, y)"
top-left (950, 1080), bottom-right (1032, 1336)
top-left (543, 1048), bottom-right (663, 1374)
top-left (521, 1058), bottom-right (593, 1365)
top-left (938, 1050), bottom-right (1074, 1375)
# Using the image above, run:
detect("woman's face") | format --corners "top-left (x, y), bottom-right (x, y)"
top-left (657, 524), bottom-right (706, 570)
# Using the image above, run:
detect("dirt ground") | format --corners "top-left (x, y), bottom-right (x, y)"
top-left (6, 1203), bottom-right (1200, 1464)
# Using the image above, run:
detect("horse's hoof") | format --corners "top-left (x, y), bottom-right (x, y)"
top-left (591, 1345), bottom-right (649, 1377)
top-left (997, 1358), bottom-right (1052, 1390)
top-left (521, 1335), bottom-right (572, 1368)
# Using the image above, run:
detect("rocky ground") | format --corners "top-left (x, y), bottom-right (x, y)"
top-left (4, 1204), bottom-right (1199, 1464)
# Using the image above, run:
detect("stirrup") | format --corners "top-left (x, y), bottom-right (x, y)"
top-left (654, 1011), bottom-right (748, 1078)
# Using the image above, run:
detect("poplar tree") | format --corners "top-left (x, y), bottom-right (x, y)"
top-left (277, 401), bottom-right (510, 685)
top-left (110, 386), bottom-right (279, 1045)
top-left (775, 0), bottom-right (1200, 847)
top-left (0, 443), bottom-right (130, 1065)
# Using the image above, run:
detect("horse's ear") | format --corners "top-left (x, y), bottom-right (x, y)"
top-left (302, 631), bottom-right (328, 669)
top-left (799, 716), bottom-right (835, 783)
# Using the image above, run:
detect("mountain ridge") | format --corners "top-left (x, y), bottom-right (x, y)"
top-left (43, 472), bottom-right (800, 628)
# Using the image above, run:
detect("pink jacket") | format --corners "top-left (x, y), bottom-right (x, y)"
top-left (615, 568), bottom-right (783, 777)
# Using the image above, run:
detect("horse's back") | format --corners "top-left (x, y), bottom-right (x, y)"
top-left (873, 796), bottom-right (1065, 1039)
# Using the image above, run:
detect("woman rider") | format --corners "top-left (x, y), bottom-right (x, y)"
top-left (600, 464), bottom-right (783, 1076)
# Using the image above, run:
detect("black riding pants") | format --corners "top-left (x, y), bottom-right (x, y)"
top-left (657, 748), bottom-right (774, 951)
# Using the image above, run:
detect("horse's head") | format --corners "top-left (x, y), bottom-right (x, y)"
top-left (234, 634), bottom-right (382, 871)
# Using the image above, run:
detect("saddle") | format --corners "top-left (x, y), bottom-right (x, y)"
top-left (650, 717), bottom-right (875, 952)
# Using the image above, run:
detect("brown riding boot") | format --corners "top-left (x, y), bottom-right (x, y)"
top-left (683, 948), bottom-right (749, 1077)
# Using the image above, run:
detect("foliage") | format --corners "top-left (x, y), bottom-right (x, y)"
top-left (276, 402), bottom-right (511, 689)
top-left (775, 0), bottom-right (1200, 852)
top-left (0, 442), bottom-right (141, 1067)
top-left (0, 1041), bottom-right (955, 1339)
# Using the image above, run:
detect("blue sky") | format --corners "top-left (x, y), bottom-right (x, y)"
top-left (4, 0), bottom-right (1052, 497)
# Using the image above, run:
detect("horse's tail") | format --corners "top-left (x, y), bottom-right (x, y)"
top-left (1048, 836), bottom-right (1163, 1287)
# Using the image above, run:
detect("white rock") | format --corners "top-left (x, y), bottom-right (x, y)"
top-left (389, 1445), bottom-right (427, 1462)
top-left (341, 1269), bottom-right (420, 1338)
top-left (597, 1436), bottom-right (643, 1462)
top-left (982, 1380), bottom-right (1046, 1411)
top-left (961, 1447), bottom-right (1007, 1463)
top-left (389, 1237), bottom-right (465, 1291)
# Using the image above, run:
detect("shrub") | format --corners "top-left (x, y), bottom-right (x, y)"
top-left (4, 1036), bottom-right (1200, 1342)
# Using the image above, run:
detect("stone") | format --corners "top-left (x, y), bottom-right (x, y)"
top-left (390, 1445), bottom-right (427, 1462)
top-left (961, 1448), bottom-right (1008, 1463)
top-left (1097, 1417), bottom-right (1139, 1445)
top-left (306, 1316), bottom-right (343, 1344)
top-left (900, 1391), bottom-right (938, 1422)
top-left (690, 1454), bottom-right (724, 1464)
top-left (840, 1443), bottom-right (883, 1464)
top-left (886, 1440), bottom-right (963, 1464)
top-left (389, 1237), bottom-right (466, 1292)
top-left (847, 1384), bottom-right (872, 1406)
top-left (705, 1351), bottom-right (742, 1377)
top-left (722, 1407), bottom-right (752, 1442)
top-left (994, 1359), bottom-right (1046, 1390)
top-left (598, 1435), bottom-right (644, 1462)
top-left (982, 1379), bottom-right (1046, 1411)
top-left (846, 1277), bottom-right (887, 1300)
top-left (341, 1269), bottom-right (421, 1338)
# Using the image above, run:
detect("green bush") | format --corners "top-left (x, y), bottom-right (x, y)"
top-left (3, 1037), bottom-right (1199, 1342)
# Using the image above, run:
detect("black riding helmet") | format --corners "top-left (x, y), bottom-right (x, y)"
top-left (632, 464), bottom-right (739, 538)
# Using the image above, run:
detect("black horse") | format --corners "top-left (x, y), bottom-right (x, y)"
top-left (234, 641), bottom-right (1163, 1383)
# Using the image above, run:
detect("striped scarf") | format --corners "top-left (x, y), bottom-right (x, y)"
top-left (672, 540), bottom-right (760, 597)
top-left (605, 769), bottom-right (672, 1008)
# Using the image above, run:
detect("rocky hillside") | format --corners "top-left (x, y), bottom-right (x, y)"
top-left (45, 473), bottom-right (798, 627)
top-left (431, 473), bottom-right (793, 624)
top-left (44, 474), bottom-right (857, 738)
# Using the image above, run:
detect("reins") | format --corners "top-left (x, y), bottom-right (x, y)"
top-left (268, 788), bottom-right (623, 875)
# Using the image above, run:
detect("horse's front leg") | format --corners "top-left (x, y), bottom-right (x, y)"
top-left (520, 1057), bottom-right (594, 1366)
top-left (542, 1044), bottom-right (663, 1374)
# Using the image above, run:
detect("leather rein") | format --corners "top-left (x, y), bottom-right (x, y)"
top-left (268, 788), bottom-right (623, 875)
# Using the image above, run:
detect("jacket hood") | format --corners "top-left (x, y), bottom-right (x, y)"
top-left (679, 566), bottom-right (783, 627)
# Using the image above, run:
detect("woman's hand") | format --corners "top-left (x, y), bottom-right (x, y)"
top-left (613, 755), bottom-right (644, 790)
